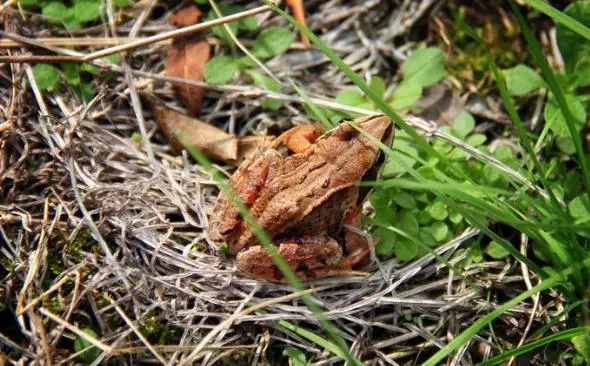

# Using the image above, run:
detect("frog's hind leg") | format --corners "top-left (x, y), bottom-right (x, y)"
top-left (342, 207), bottom-right (373, 267)
top-left (236, 235), bottom-right (345, 282)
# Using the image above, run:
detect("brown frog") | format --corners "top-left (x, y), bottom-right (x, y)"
top-left (208, 115), bottom-right (394, 282)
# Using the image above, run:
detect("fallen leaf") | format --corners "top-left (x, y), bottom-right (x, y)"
top-left (166, 5), bottom-right (211, 116)
top-left (153, 105), bottom-right (274, 163)
top-left (153, 105), bottom-right (238, 161)
top-left (169, 4), bottom-right (202, 27)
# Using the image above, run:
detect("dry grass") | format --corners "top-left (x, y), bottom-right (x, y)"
top-left (0, 0), bottom-right (561, 364)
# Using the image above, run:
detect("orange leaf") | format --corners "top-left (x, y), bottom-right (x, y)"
top-left (286, 0), bottom-right (310, 48)
top-left (169, 4), bottom-right (202, 27)
top-left (166, 5), bottom-right (211, 117)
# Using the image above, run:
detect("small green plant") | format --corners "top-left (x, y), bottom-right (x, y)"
top-left (73, 327), bottom-right (101, 363)
top-left (368, 111), bottom-right (521, 261)
top-left (503, 1), bottom-right (590, 157)
top-left (204, 26), bottom-right (293, 110)
top-left (201, 3), bottom-right (293, 110)
top-left (32, 55), bottom-right (120, 100)
top-left (312, 47), bottom-right (447, 123)
top-left (202, 3), bottom-right (259, 47)
top-left (282, 347), bottom-right (310, 366)
top-left (19, 0), bottom-right (132, 29)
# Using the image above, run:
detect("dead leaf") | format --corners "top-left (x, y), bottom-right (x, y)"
top-left (153, 105), bottom-right (273, 163)
top-left (166, 5), bottom-right (211, 117)
top-left (153, 105), bottom-right (238, 161)
top-left (169, 5), bottom-right (202, 27)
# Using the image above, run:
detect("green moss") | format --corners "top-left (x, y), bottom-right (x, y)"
top-left (43, 294), bottom-right (63, 314)
top-left (439, 2), bottom-right (533, 91)
top-left (140, 313), bottom-right (180, 344)
top-left (65, 228), bottom-right (99, 257)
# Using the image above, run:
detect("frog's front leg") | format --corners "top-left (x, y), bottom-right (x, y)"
top-left (271, 124), bottom-right (325, 154)
top-left (237, 235), bottom-right (350, 282)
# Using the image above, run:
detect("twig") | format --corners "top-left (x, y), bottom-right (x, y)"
top-left (0, 37), bottom-right (155, 48)
top-left (0, 55), bottom-right (81, 62)
top-left (0, 0), bottom-right (16, 13)
top-left (178, 286), bottom-right (330, 366)
top-left (0, 6), bottom-right (270, 62)
top-left (0, 121), bottom-right (10, 133)
top-left (123, 63), bottom-right (156, 165)
top-left (17, 272), bottom-right (76, 315)
top-left (109, 297), bottom-right (168, 365)
top-left (509, 234), bottom-right (540, 366)
top-left (39, 307), bottom-right (114, 354)
top-left (82, 5), bottom-right (271, 61)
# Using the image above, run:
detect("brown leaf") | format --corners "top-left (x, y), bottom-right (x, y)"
top-left (153, 105), bottom-right (238, 162)
top-left (166, 5), bottom-right (210, 117)
top-left (169, 5), bottom-right (202, 27)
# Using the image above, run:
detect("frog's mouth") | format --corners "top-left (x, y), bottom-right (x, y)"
top-left (357, 120), bottom-right (394, 205)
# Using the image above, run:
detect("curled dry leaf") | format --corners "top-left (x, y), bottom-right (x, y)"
top-left (166, 5), bottom-right (210, 116)
top-left (153, 105), bottom-right (273, 164)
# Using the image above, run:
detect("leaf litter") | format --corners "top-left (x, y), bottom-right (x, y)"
top-left (0, 1), bottom-right (564, 365)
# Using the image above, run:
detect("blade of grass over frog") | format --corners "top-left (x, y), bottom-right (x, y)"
top-left (180, 142), bottom-right (360, 365)
top-left (352, 124), bottom-right (544, 274)
top-left (477, 327), bottom-right (590, 366)
top-left (487, 46), bottom-right (562, 211)
top-left (287, 77), bottom-right (334, 130)
top-left (375, 224), bottom-right (479, 291)
top-left (423, 257), bottom-right (590, 366)
top-left (264, 1), bottom-right (476, 186)
top-left (509, 0), bottom-right (590, 196)
top-left (521, 0), bottom-right (590, 41)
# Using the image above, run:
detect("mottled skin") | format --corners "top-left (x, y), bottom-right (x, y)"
top-left (208, 115), bottom-right (394, 282)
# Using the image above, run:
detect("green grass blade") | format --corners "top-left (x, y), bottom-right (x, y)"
top-left (276, 318), bottom-right (360, 364)
top-left (423, 257), bottom-right (590, 366)
top-left (287, 77), bottom-right (334, 130)
top-left (352, 124), bottom-right (545, 275)
top-left (521, 0), bottom-right (590, 41)
top-left (530, 300), bottom-right (586, 339)
top-left (509, 0), bottom-right (590, 196)
top-left (487, 49), bottom-right (562, 211)
top-left (477, 326), bottom-right (590, 366)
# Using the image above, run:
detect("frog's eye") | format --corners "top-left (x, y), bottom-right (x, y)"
top-left (340, 127), bottom-right (356, 141)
